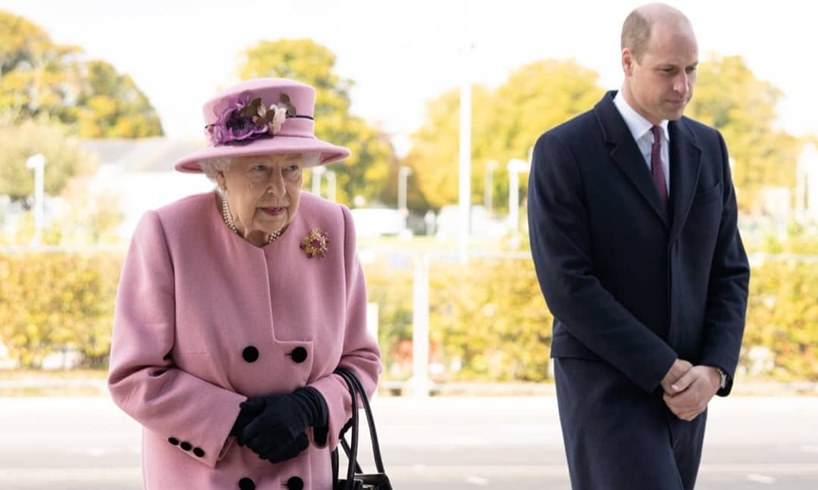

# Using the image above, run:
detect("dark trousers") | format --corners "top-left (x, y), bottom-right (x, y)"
top-left (554, 357), bottom-right (707, 490)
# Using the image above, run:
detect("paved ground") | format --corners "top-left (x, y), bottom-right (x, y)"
top-left (0, 394), bottom-right (816, 489)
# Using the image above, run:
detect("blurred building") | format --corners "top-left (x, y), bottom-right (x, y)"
top-left (80, 137), bottom-right (214, 241)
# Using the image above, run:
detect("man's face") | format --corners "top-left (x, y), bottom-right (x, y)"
top-left (622, 22), bottom-right (699, 124)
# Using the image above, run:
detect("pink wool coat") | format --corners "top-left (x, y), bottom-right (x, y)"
top-left (108, 191), bottom-right (381, 490)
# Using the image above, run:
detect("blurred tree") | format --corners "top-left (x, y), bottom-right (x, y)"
top-left (0, 10), bottom-right (80, 123)
top-left (429, 258), bottom-right (553, 381)
top-left (405, 59), bottom-right (602, 211)
top-left (686, 54), bottom-right (799, 212)
top-left (237, 39), bottom-right (395, 206)
top-left (0, 252), bottom-right (120, 369)
top-left (743, 224), bottom-right (818, 381)
top-left (0, 117), bottom-right (97, 206)
top-left (0, 11), bottom-right (163, 138)
top-left (362, 257), bottom-right (414, 379)
top-left (73, 60), bottom-right (163, 138)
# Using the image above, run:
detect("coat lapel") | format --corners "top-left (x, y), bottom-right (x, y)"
top-left (594, 92), bottom-right (669, 226)
top-left (667, 118), bottom-right (702, 243)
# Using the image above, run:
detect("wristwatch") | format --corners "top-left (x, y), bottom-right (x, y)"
top-left (714, 367), bottom-right (728, 390)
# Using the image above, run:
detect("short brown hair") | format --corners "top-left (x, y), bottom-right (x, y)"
top-left (621, 9), bottom-right (652, 63)
top-left (621, 4), bottom-right (693, 63)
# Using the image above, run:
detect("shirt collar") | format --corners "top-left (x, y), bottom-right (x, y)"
top-left (613, 91), bottom-right (669, 143)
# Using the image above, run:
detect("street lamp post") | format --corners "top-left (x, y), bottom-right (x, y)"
top-left (26, 154), bottom-right (46, 246)
top-left (398, 166), bottom-right (412, 214)
top-left (458, 40), bottom-right (473, 263)
top-left (398, 166), bottom-right (413, 223)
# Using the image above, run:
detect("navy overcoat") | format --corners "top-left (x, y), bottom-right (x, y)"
top-left (528, 91), bottom-right (750, 489)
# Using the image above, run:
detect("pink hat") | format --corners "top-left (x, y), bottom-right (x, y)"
top-left (174, 78), bottom-right (350, 173)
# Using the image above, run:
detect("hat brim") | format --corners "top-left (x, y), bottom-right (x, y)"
top-left (174, 136), bottom-right (350, 173)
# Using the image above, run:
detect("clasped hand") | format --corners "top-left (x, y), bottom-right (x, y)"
top-left (660, 359), bottom-right (721, 421)
top-left (232, 391), bottom-right (313, 463)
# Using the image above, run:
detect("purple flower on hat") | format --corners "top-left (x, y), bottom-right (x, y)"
top-left (205, 93), bottom-right (296, 146)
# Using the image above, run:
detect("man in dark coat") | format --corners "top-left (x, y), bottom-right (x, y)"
top-left (527, 3), bottom-right (750, 489)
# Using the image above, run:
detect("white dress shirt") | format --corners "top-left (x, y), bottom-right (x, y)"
top-left (613, 92), bottom-right (670, 195)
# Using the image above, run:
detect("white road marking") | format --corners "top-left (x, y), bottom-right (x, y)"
top-left (746, 473), bottom-right (776, 484)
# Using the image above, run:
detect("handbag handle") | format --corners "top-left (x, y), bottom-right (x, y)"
top-left (334, 367), bottom-right (388, 486)
top-left (337, 368), bottom-right (360, 486)
top-left (338, 368), bottom-right (387, 473)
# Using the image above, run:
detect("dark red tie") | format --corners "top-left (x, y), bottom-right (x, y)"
top-left (650, 125), bottom-right (668, 206)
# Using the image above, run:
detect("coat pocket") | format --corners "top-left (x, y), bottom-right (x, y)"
top-left (691, 182), bottom-right (722, 206)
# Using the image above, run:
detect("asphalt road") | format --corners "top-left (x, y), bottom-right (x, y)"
top-left (0, 395), bottom-right (816, 489)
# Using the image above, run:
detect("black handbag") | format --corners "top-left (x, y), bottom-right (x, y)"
top-left (332, 367), bottom-right (393, 490)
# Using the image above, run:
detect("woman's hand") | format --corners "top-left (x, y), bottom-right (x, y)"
top-left (235, 388), bottom-right (326, 463)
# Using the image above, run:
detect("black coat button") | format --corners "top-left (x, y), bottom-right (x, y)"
top-left (180, 441), bottom-right (192, 451)
top-left (290, 347), bottom-right (308, 363)
top-left (286, 476), bottom-right (304, 490)
top-left (242, 346), bottom-right (259, 362)
top-left (193, 447), bottom-right (205, 457)
top-left (168, 437), bottom-right (179, 445)
top-left (238, 477), bottom-right (255, 490)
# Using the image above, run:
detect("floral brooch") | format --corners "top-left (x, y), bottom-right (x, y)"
top-left (300, 228), bottom-right (330, 259)
top-left (205, 93), bottom-right (297, 146)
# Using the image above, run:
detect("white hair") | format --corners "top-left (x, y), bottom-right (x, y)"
top-left (199, 157), bottom-right (233, 182)
top-left (199, 152), bottom-right (322, 183)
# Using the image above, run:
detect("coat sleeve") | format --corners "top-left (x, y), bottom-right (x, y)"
top-left (697, 132), bottom-right (750, 396)
top-left (307, 204), bottom-right (382, 449)
top-left (107, 211), bottom-right (245, 468)
top-left (527, 132), bottom-right (677, 393)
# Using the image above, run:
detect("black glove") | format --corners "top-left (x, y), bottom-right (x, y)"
top-left (230, 400), bottom-right (262, 439)
top-left (259, 431), bottom-right (309, 463)
top-left (236, 387), bottom-right (328, 463)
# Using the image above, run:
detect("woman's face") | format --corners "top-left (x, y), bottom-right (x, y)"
top-left (218, 153), bottom-right (304, 243)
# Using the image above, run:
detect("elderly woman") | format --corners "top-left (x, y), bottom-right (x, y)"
top-left (108, 78), bottom-right (382, 490)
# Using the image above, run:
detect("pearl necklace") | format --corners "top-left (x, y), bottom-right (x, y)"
top-left (220, 193), bottom-right (282, 244)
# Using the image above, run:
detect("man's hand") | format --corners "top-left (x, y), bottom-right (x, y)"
top-left (662, 365), bottom-right (721, 421)
top-left (660, 358), bottom-right (693, 395)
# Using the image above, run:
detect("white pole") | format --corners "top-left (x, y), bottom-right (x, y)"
top-left (509, 169), bottom-right (519, 233)
top-left (26, 154), bottom-right (46, 246)
top-left (398, 166), bottom-right (412, 231)
top-left (458, 42), bottom-right (473, 263)
top-left (409, 254), bottom-right (430, 397)
top-left (311, 166), bottom-right (325, 196)
top-left (507, 159), bottom-right (529, 234)
top-left (326, 171), bottom-right (336, 202)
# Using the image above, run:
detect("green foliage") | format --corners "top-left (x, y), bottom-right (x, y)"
top-left (0, 10), bottom-right (81, 123)
top-left (686, 54), bottom-right (799, 212)
top-left (405, 59), bottom-right (603, 211)
top-left (0, 242), bottom-right (817, 382)
top-left (73, 60), bottom-right (164, 138)
top-left (0, 11), bottom-right (162, 138)
top-left (745, 257), bottom-right (818, 380)
top-left (364, 253), bottom-right (554, 382)
top-left (236, 39), bottom-right (395, 207)
top-left (0, 251), bottom-right (122, 369)
top-left (743, 228), bottom-right (818, 381)
top-left (0, 117), bottom-right (98, 205)
top-left (429, 258), bottom-right (552, 381)
top-left (363, 243), bottom-right (818, 383)
top-left (362, 257), bottom-right (414, 379)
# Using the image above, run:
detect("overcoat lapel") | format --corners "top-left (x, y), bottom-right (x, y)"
top-left (594, 95), bottom-right (669, 226)
top-left (667, 119), bottom-right (702, 243)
